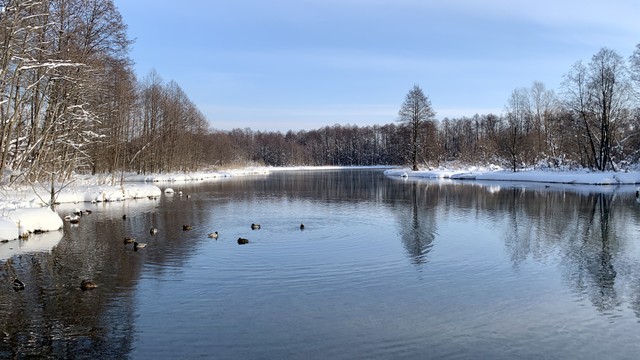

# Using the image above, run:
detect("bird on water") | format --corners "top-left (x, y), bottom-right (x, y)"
top-left (80, 279), bottom-right (97, 290)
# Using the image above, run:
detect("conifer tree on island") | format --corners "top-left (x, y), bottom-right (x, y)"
top-left (398, 85), bottom-right (436, 171)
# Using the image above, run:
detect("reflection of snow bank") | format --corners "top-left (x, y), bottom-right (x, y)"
top-left (0, 230), bottom-right (63, 260)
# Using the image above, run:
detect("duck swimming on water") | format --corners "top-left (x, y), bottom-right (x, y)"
top-left (80, 279), bottom-right (97, 290)
top-left (208, 231), bottom-right (219, 239)
top-left (13, 279), bottom-right (25, 291)
top-left (251, 223), bottom-right (261, 230)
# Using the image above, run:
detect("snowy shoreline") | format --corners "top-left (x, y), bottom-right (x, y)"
top-left (2, 165), bottom-right (640, 244)
top-left (383, 167), bottom-right (640, 185)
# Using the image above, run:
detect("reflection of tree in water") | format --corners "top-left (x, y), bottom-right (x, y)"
top-left (563, 193), bottom-right (620, 312)
top-left (483, 185), bottom-right (637, 317)
top-left (0, 233), bottom-right (137, 358)
top-left (0, 192), bottom-right (234, 358)
top-left (395, 182), bottom-right (436, 265)
top-left (502, 188), bottom-right (534, 269)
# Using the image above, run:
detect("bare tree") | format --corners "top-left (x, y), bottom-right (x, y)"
top-left (630, 43), bottom-right (640, 92)
top-left (502, 88), bottom-right (531, 171)
top-left (398, 85), bottom-right (436, 170)
top-left (562, 48), bottom-right (632, 170)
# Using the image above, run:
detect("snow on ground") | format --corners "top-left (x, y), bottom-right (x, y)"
top-left (123, 168), bottom-right (270, 182)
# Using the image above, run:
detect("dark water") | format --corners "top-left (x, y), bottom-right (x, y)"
top-left (2, 169), bottom-right (640, 359)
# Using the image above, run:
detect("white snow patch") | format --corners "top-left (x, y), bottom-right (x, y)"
top-left (6, 207), bottom-right (63, 233)
top-left (0, 217), bottom-right (18, 241)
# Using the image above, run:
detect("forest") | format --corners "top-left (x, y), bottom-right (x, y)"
top-left (2, 0), bottom-right (640, 186)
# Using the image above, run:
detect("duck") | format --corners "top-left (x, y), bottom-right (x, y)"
top-left (123, 237), bottom-right (135, 244)
top-left (183, 225), bottom-right (192, 231)
top-left (208, 231), bottom-right (219, 239)
top-left (80, 279), bottom-right (97, 290)
top-left (122, 214), bottom-right (127, 220)
top-left (251, 223), bottom-right (261, 230)
top-left (84, 209), bottom-right (92, 215)
top-left (300, 223), bottom-right (305, 230)
top-left (134, 241), bottom-right (147, 250)
top-left (64, 214), bottom-right (81, 223)
top-left (150, 227), bottom-right (158, 235)
top-left (237, 237), bottom-right (249, 245)
top-left (13, 279), bottom-right (25, 291)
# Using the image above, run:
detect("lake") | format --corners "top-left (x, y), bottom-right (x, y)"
top-left (2, 169), bottom-right (640, 359)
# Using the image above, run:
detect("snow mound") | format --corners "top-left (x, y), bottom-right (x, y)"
top-left (0, 217), bottom-right (18, 241)
top-left (7, 207), bottom-right (63, 233)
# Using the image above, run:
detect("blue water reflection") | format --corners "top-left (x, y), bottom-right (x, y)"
top-left (2, 169), bottom-right (640, 359)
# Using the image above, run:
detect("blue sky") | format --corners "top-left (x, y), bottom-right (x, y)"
top-left (114, 0), bottom-right (640, 132)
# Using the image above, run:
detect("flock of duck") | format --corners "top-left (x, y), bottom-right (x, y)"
top-left (12, 205), bottom-right (306, 293)
top-left (127, 222), bottom-right (305, 247)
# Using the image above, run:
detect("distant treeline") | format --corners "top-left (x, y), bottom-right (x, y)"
top-left (2, 1), bottom-right (640, 185)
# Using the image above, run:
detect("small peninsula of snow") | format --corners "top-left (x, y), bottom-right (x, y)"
top-left (384, 167), bottom-right (640, 185)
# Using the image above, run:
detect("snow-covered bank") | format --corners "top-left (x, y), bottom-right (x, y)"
top-left (121, 166), bottom-right (391, 181)
top-left (123, 168), bottom-right (270, 182)
top-left (0, 207), bottom-right (62, 242)
top-left (0, 183), bottom-right (162, 242)
top-left (384, 167), bottom-right (640, 185)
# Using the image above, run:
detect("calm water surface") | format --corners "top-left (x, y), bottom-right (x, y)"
top-left (2, 169), bottom-right (640, 359)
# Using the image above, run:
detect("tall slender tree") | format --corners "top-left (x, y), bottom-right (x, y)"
top-left (398, 85), bottom-right (436, 170)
